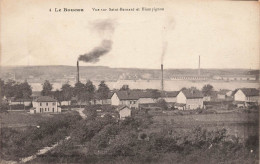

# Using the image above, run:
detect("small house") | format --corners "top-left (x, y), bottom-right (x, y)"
top-left (175, 90), bottom-right (204, 110)
top-left (111, 91), bottom-right (140, 108)
top-left (117, 105), bottom-right (131, 120)
top-left (32, 96), bottom-right (60, 113)
top-left (233, 88), bottom-right (259, 107)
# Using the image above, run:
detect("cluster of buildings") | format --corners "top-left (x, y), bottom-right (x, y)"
top-left (3, 87), bottom-right (259, 118)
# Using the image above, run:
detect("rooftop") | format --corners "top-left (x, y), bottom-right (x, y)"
top-left (35, 96), bottom-right (57, 102)
top-left (181, 90), bottom-right (204, 99)
top-left (239, 88), bottom-right (259, 96)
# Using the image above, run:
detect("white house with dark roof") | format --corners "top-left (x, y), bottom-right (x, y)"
top-left (175, 90), bottom-right (204, 110)
top-left (31, 96), bottom-right (60, 113)
top-left (234, 88), bottom-right (259, 104)
top-left (111, 91), bottom-right (140, 108)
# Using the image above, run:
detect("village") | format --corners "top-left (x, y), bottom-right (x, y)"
top-left (1, 0), bottom-right (259, 163)
top-left (2, 80), bottom-right (259, 118)
top-left (0, 76), bottom-right (259, 163)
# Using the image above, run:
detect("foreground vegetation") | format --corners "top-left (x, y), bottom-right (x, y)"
top-left (30, 109), bottom-right (258, 164)
top-left (0, 111), bottom-right (81, 161)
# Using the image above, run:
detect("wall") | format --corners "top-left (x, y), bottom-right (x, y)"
top-left (176, 91), bottom-right (186, 104)
top-left (33, 101), bottom-right (58, 113)
top-left (119, 107), bottom-right (131, 120)
top-left (247, 96), bottom-right (259, 103)
top-left (138, 98), bottom-right (156, 104)
top-left (111, 93), bottom-right (120, 106)
top-left (217, 94), bottom-right (226, 99)
top-left (120, 100), bottom-right (138, 108)
top-left (60, 101), bottom-right (71, 106)
top-left (234, 90), bottom-right (246, 102)
top-left (10, 101), bottom-right (32, 106)
top-left (186, 98), bottom-right (203, 110)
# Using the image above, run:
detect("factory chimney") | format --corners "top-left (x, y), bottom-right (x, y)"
top-left (77, 60), bottom-right (80, 83)
top-left (198, 56), bottom-right (201, 76)
top-left (161, 64), bottom-right (164, 91)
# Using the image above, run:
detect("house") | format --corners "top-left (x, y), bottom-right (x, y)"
top-left (117, 105), bottom-right (131, 120)
top-left (111, 91), bottom-right (140, 108)
top-left (233, 88), bottom-right (259, 107)
top-left (31, 96), bottom-right (60, 114)
top-left (175, 90), bottom-right (204, 110)
top-left (111, 90), bottom-right (179, 108)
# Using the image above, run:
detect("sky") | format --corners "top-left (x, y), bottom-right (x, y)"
top-left (1, 0), bottom-right (259, 69)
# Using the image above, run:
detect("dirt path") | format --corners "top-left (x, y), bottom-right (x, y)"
top-left (72, 108), bottom-right (87, 119)
top-left (19, 136), bottom-right (71, 163)
top-left (2, 109), bottom-right (86, 163)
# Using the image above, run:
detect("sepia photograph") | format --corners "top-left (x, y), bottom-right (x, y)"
top-left (0, 0), bottom-right (259, 163)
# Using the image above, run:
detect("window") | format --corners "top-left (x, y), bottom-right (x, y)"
top-left (53, 102), bottom-right (56, 105)
top-left (46, 102), bottom-right (48, 106)
top-left (48, 108), bottom-right (49, 111)
top-left (40, 103), bottom-right (42, 106)
top-left (45, 108), bottom-right (46, 111)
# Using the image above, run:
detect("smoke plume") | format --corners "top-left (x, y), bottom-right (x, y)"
top-left (78, 19), bottom-right (116, 63)
top-left (161, 17), bottom-right (175, 64)
top-left (78, 40), bottom-right (112, 63)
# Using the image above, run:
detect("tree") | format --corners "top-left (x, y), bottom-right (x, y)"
top-left (53, 90), bottom-right (63, 106)
top-left (4, 80), bottom-right (16, 98)
top-left (20, 81), bottom-right (32, 99)
top-left (73, 82), bottom-right (87, 106)
top-left (61, 83), bottom-right (73, 101)
top-left (96, 81), bottom-right (110, 104)
top-left (85, 80), bottom-right (96, 103)
top-left (202, 84), bottom-right (214, 96)
top-left (156, 99), bottom-right (168, 110)
top-left (120, 85), bottom-right (130, 91)
top-left (41, 80), bottom-right (53, 96)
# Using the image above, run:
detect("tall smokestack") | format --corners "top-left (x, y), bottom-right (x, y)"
top-left (161, 64), bottom-right (164, 91)
top-left (198, 56), bottom-right (201, 76)
top-left (77, 60), bottom-right (80, 83)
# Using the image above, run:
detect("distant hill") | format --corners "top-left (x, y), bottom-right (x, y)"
top-left (0, 65), bottom-right (258, 82)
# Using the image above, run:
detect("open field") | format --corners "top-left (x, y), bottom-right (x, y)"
top-left (0, 110), bottom-right (73, 129)
top-left (149, 111), bottom-right (259, 141)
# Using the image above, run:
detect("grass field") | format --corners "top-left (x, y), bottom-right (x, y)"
top-left (148, 111), bottom-right (259, 141)
top-left (0, 111), bottom-right (71, 129)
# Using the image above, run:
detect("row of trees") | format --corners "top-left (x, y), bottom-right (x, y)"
top-left (41, 80), bottom-right (110, 105)
top-left (1, 78), bottom-right (215, 103)
top-left (0, 79), bottom-right (32, 100)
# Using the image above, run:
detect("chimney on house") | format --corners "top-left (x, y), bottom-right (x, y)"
top-left (198, 56), bottom-right (201, 76)
top-left (161, 64), bottom-right (164, 91)
top-left (77, 60), bottom-right (80, 83)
